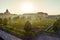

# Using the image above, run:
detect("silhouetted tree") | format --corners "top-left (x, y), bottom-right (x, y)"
top-left (24, 21), bottom-right (32, 32)
top-left (3, 18), bottom-right (8, 26)
top-left (23, 21), bottom-right (32, 40)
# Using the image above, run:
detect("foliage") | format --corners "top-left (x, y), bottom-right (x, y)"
top-left (32, 19), bottom-right (56, 28)
top-left (0, 17), bottom-right (57, 39)
top-left (0, 18), bottom-right (2, 24)
top-left (52, 18), bottom-right (60, 32)
top-left (24, 21), bottom-right (32, 32)
top-left (2, 18), bottom-right (8, 26)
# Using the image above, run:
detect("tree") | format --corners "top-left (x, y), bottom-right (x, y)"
top-left (0, 18), bottom-right (2, 24)
top-left (2, 18), bottom-right (8, 26)
top-left (0, 18), bottom-right (3, 27)
top-left (24, 21), bottom-right (32, 32)
top-left (23, 21), bottom-right (32, 40)
top-left (52, 18), bottom-right (60, 32)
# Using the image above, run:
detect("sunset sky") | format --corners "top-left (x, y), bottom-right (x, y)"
top-left (0, 0), bottom-right (60, 15)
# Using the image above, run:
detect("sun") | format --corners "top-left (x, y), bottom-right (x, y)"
top-left (20, 2), bottom-right (34, 13)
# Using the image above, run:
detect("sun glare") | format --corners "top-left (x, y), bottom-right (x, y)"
top-left (20, 2), bottom-right (34, 13)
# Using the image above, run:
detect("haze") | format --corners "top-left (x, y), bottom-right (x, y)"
top-left (0, 0), bottom-right (60, 15)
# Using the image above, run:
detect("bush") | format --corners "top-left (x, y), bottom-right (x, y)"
top-left (52, 18), bottom-right (60, 32)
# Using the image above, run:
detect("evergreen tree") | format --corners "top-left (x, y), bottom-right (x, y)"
top-left (23, 21), bottom-right (32, 40)
top-left (24, 21), bottom-right (32, 32)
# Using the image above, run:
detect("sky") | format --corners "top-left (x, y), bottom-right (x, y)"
top-left (0, 0), bottom-right (60, 15)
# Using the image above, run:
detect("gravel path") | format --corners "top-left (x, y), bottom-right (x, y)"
top-left (33, 32), bottom-right (60, 40)
top-left (0, 30), bottom-right (22, 40)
